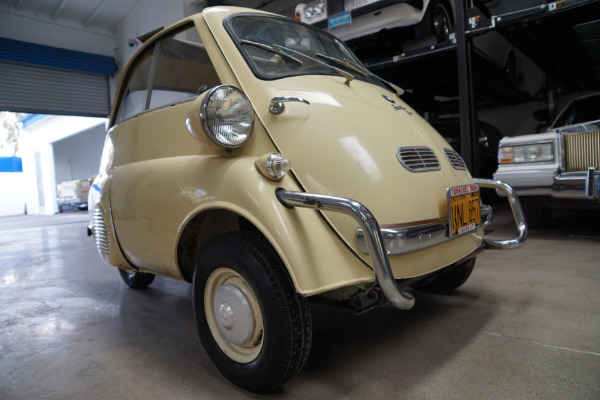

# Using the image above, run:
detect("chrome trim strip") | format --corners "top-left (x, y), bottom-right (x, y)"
top-left (356, 205), bottom-right (493, 255)
top-left (585, 167), bottom-right (596, 198)
top-left (494, 168), bottom-right (600, 199)
top-left (276, 189), bottom-right (415, 310)
top-left (473, 178), bottom-right (528, 249)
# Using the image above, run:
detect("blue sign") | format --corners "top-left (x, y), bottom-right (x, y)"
top-left (0, 157), bottom-right (23, 173)
top-left (329, 11), bottom-right (351, 30)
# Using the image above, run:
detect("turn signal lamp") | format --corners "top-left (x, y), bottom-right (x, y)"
top-left (255, 153), bottom-right (291, 181)
top-left (498, 147), bottom-right (514, 164)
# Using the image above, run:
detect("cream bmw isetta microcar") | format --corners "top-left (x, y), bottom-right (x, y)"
top-left (88, 6), bottom-right (527, 393)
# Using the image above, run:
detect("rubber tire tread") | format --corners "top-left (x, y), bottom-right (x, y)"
top-left (414, 0), bottom-right (453, 43)
top-left (118, 268), bottom-right (155, 289)
top-left (193, 231), bottom-right (312, 393)
top-left (411, 258), bottom-right (475, 294)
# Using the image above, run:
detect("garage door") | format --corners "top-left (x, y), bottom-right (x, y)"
top-left (0, 38), bottom-right (116, 117)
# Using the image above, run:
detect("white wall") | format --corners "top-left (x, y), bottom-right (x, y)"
top-left (53, 124), bottom-right (106, 184)
top-left (20, 116), bottom-right (108, 215)
top-left (0, 172), bottom-right (26, 216)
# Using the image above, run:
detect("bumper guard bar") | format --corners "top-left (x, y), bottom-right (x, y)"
top-left (276, 179), bottom-right (527, 311)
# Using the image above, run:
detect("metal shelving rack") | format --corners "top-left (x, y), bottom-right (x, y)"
top-left (366, 0), bottom-right (600, 176)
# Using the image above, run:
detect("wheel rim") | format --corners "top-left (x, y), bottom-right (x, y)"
top-left (432, 4), bottom-right (451, 42)
top-left (204, 268), bottom-right (264, 363)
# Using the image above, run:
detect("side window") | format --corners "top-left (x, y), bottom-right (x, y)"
top-left (116, 24), bottom-right (220, 124)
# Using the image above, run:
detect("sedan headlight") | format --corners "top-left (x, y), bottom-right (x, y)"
top-left (200, 85), bottom-right (254, 149)
top-left (498, 142), bottom-right (554, 164)
top-left (302, 0), bottom-right (326, 20)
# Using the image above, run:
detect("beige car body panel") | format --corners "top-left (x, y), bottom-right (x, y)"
top-left (92, 7), bottom-right (483, 297)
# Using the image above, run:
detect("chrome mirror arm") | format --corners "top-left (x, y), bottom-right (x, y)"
top-left (269, 96), bottom-right (310, 114)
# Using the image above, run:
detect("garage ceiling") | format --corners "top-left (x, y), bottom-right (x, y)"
top-left (0, 0), bottom-right (143, 32)
top-left (0, 0), bottom-right (296, 33)
top-left (0, 0), bottom-right (298, 116)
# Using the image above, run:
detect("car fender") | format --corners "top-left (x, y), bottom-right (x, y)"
top-left (174, 156), bottom-right (375, 296)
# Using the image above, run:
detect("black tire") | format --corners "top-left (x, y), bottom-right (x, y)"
top-left (411, 258), bottom-right (475, 294)
top-left (118, 268), bottom-right (155, 289)
top-left (193, 232), bottom-right (312, 393)
top-left (415, 0), bottom-right (453, 43)
top-left (521, 196), bottom-right (552, 229)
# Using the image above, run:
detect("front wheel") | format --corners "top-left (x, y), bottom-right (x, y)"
top-left (118, 268), bottom-right (155, 289)
top-left (411, 258), bottom-right (475, 294)
top-left (193, 232), bottom-right (312, 393)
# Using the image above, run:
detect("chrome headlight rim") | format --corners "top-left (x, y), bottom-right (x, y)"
top-left (200, 85), bottom-right (255, 150)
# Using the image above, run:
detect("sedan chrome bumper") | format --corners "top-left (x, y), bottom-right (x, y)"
top-left (276, 179), bottom-right (527, 311)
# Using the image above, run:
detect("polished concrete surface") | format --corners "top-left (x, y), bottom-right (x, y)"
top-left (1, 206), bottom-right (599, 399)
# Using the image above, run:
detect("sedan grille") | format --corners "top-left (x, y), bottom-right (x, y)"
top-left (563, 131), bottom-right (600, 172)
top-left (443, 148), bottom-right (467, 170)
top-left (397, 146), bottom-right (441, 172)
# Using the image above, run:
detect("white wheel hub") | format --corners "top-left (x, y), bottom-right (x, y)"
top-left (204, 268), bottom-right (264, 363)
top-left (213, 283), bottom-right (255, 345)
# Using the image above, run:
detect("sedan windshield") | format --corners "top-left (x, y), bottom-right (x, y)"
top-left (226, 14), bottom-right (390, 90)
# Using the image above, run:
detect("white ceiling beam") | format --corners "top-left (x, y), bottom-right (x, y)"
top-left (51, 0), bottom-right (70, 20)
top-left (83, 0), bottom-right (109, 27)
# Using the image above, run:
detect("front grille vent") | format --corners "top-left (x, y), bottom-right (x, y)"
top-left (443, 148), bottom-right (467, 170)
top-left (93, 207), bottom-right (110, 257)
top-left (563, 131), bottom-right (600, 172)
top-left (396, 146), bottom-right (441, 172)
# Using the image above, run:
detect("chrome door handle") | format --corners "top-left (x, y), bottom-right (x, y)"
top-left (269, 96), bottom-right (310, 114)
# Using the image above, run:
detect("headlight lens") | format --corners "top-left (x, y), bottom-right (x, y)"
top-left (304, 0), bottom-right (326, 19)
top-left (499, 143), bottom-right (554, 164)
top-left (200, 85), bottom-right (254, 149)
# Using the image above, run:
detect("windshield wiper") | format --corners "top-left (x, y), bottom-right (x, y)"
top-left (314, 53), bottom-right (368, 78)
top-left (316, 53), bottom-right (405, 96)
top-left (275, 45), bottom-right (356, 85)
top-left (241, 39), bottom-right (303, 66)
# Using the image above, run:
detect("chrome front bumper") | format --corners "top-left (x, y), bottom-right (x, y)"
top-left (494, 167), bottom-right (600, 200)
top-left (276, 178), bottom-right (527, 311)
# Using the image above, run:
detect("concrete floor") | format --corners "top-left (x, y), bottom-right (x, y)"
top-left (1, 206), bottom-right (599, 399)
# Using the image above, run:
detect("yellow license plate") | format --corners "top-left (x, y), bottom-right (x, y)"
top-left (448, 184), bottom-right (481, 237)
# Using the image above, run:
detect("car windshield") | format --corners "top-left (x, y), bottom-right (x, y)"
top-left (551, 94), bottom-right (600, 128)
top-left (226, 14), bottom-right (390, 90)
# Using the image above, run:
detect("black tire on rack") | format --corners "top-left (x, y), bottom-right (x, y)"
top-left (415, 0), bottom-right (454, 43)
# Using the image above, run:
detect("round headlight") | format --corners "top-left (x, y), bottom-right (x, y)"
top-left (200, 85), bottom-right (254, 149)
